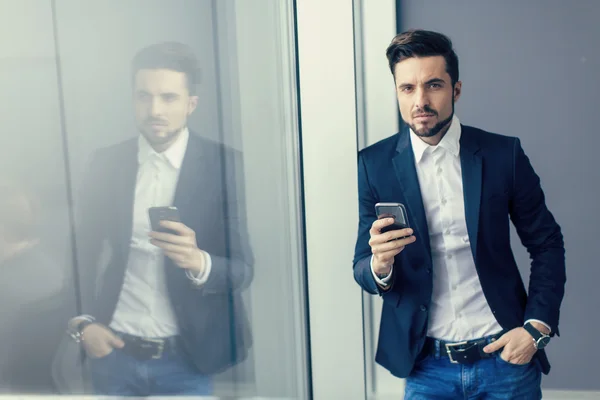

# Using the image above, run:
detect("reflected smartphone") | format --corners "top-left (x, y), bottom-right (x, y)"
top-left (148, 206), bottom-right (181, 234)
top-left (375, 202), bottom-right (411, 236)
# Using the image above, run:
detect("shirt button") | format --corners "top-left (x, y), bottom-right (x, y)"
top-left (420, 305), bottom-right (428, 312)
top-left (445, 229), bottom-right (451, 235)
top-left (452, 284), bottom-right (457, 291)
top-left (441, 198), bottom-right (447, 205)
top-left (437, 167), bottom-right (443, 174)
top-left (462, 236), bottom-right (469, 243)
top-left (447, 254), bottom-right (453, 259)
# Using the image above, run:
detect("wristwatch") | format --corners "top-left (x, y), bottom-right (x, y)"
top-left (524, 322), bottom-right (551, 350)
top-left (376, 271), bottom-right (391, 280)
top-left (67, 317), bottom-right (96, 343)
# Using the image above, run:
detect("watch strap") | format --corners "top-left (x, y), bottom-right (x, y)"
top-left (77, 319), bottom-right (95, 335)
top-left (524, 322), bottom-right (542, 340)
top-left (67, 316), bottom-right (96, 343)
top-left (524, 322), bottom-right (550, 349)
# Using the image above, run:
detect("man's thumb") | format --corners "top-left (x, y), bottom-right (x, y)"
top-left (483, 335), bottom-right (507, 353)
top-left (110, 333), bottom-right (125, 348)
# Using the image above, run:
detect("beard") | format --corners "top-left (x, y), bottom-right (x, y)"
top-left (405, 103), bottom-right (454, 138)
top-left (139, 121), bottom-right (183, 148)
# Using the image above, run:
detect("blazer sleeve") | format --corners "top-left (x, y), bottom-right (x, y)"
top-left (198, 146), bottom-right (254, 295)
top-left (509, 138), bottom-right (566, 336)
top-left (353, 151), bottom-right (388, 295)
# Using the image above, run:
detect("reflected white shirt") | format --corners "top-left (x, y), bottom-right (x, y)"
top-left (372, 116), bottom-right (548, 341)
top-left (109, 128), bottom-right (211, 338)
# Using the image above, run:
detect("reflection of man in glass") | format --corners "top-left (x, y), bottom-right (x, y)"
top-left (0, 183), bottom-right (69, 393)
top-left (67, 42), bottom-right (253, 397)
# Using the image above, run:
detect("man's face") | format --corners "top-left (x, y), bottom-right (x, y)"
top-left (133, 69), bottom-right (198, 149)
top-left (394, 56), bottom-right (461, 139)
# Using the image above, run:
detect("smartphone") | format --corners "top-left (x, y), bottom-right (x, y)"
top-left (148, 206), bottom-right (181, 233)
top-left (375, 202), bottom-right (411, 235)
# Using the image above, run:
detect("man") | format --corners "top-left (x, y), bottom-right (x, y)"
top-left (67, 42), bottom-right (253, 397)
top-left (353, 30), bottom-right (565, 399)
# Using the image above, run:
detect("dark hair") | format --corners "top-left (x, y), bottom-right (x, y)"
top-left (132, 42), bottom-right (200, 95)
top-left (386, 29), bottom-right (459, 85)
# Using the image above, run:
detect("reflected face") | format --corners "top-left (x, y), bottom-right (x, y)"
top-left (394, 56), bottom-right (461, 141)
top-left (133, 69), bottom-right (198, 150)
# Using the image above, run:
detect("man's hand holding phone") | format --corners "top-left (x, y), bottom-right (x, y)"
top-left (369, 218), bottom-right (416, 276)
top-left (148, 207), bottom-right (207, 276)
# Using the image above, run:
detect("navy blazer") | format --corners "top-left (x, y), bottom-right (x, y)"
top-left (75, 133), bottom-right (254, 375)
top-left (353, 124), bottom-right (565, 378)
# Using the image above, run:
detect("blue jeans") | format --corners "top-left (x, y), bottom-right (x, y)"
top-left (405, 338), bottom-right (542, 400)
top-left (89, 345), bottom-right (212, 397)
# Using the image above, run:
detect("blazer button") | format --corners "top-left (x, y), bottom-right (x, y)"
top-left (426, 267), bottom-right (432, 274)
top-left (420, 305), bottom-right (428, 312)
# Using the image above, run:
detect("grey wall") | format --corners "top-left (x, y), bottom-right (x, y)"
top-left (400, 0), bottom-right (600, 391)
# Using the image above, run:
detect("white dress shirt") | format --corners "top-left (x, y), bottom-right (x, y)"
top-left (108, 128), bottom-right (211, 338)
top-left (372, 116), bottom-right (549, 341)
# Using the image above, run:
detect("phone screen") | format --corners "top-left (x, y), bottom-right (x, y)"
top-left (375, 203), bottom-right (410, 234)
top-left (148, 206), bottom-right (180, 233)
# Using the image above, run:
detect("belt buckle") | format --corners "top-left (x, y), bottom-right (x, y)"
top-left (445, 341), bottom-right (468, 364)
top-left (142, 338), bottom-right (165, 359)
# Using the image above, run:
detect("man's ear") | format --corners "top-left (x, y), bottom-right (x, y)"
top-left (453, 81), bottom-right (462, 102)
top-left (188, 96), bottom-right (199, 115)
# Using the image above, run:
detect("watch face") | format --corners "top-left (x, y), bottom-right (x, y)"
top-left (538, 336), bottom-right (551, 349)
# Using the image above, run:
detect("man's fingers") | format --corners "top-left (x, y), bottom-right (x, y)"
top-left (372, 233), bottom-right (415, 252)
top-left (150, 239), bottom-right (192, 253)
top-left (370, 218), bottom-right (394, 235)
top-left (149, 231), bottom-right (189, 244)
top-left (382, 228), bottom-right (414, 242)
top-left (159, 220), bottom-right (194, 236)
top-left (110, 336), bottom-right (125, 349)
top-left (483, 334), bottom-right (509, 353)
top-left (369, 227), bottom-right (414, 245)
top-left (109, 334), bottom-right (125, 349)
top-left (373, 238), bottom-right (406, 254)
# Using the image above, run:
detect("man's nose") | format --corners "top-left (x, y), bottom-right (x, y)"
top-left (149, 97), bottom-right (164, 116)
top-left (413, 87), bottom-right (430, 111)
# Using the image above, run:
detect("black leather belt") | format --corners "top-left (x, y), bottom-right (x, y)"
top-left (115, 332), bottom-right (180, 361)
top-left (423, 331), bottom-right (505, 364)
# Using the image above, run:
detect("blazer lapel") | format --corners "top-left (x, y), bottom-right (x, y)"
top-left (173, 135), bottom-right (210, 212)
top-left (459, 126), bottom-right (482, 263)
top-left (392, 130), bottom-right (432, 260)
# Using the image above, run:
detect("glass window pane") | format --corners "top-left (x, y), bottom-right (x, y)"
top-left (53, 0), bottom-right (308, 398)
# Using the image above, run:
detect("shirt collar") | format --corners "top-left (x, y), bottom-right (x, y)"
top-left (410, 115), bottom-right (461, 163)
top-left (137, 127), bottom-right (189, 169)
